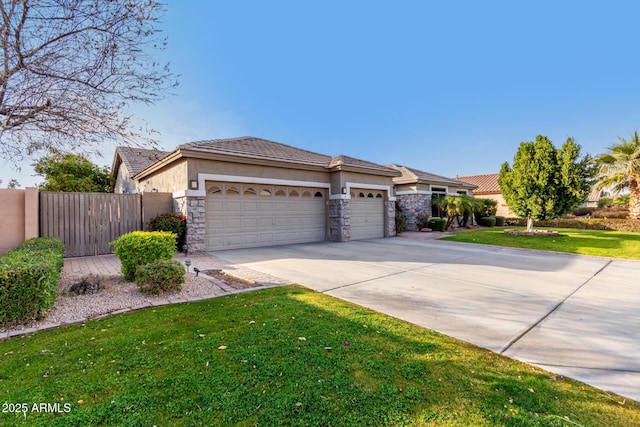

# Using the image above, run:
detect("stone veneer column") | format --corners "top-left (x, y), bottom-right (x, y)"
top-left (396, 193), bottom-right (432, 230)
top-left (386, 200), bottom-right (396, 236)
top-left (328, 199), bottom-right (350, 242)
top-left (174, 195), bottom-right (207, 252)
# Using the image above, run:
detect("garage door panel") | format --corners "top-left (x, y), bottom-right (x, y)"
top-left (206, 182), bottom-right (327, 250)
top-left (350, 190), bottom-right (384, 240)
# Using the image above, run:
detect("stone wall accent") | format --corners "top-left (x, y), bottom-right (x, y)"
top-left (386, 200), bottom-right (396, 236)
top-left (328, 199), bottom-right (350, 242)
top-left (396, 193), bottom-right (432, 231)
top-left (175, 195), bottom-right (207, 253)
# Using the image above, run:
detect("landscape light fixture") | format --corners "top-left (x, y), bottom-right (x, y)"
top-left (185, 257), bottom-right (192, 272)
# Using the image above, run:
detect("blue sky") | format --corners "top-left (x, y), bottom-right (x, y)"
top-left (4, 0), bottom-right (640, 187)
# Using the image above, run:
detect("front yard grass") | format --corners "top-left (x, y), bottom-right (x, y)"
top-left (440, 227), bottom-right (640, 260)
top-left (1, 285), bottom-right (638, 426)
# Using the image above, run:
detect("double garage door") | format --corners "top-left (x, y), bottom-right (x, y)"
top-left (205, 182), bottom-right (327, 251)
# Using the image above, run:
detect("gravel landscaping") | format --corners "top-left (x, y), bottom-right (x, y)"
top-left (1, 268), bottom-right (260, 336)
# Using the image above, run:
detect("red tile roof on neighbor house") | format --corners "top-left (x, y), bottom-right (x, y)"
top-left (454, 173), bottom-right (501, 194)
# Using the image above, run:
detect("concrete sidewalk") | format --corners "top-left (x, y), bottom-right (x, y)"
top-left (213, 238), bottom-right (640, 402)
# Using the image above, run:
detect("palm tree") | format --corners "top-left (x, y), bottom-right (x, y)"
top-left (595, 132), bottom-right (640, 219)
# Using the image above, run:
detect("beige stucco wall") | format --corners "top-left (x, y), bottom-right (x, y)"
top-left (333, 170), bottom-right (396, 196)
top-left (138, 160), bottom-right (189, 193)
top-left (114, 165), bottom-right (140, 194)
top-left (0, 188), bottom-right (39, 255)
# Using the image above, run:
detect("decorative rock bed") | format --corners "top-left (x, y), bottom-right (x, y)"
top-left (504, 229), bottom-right (559, 237)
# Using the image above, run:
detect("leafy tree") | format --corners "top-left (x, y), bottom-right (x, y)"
top-left (0, 0), bottom-right (177, 159)
top-left (7, 179), bottom-right (20, 188)
top-left (33, 152), bottom-right (113, 192)
top-left (499, 136), bottom-right (592, 231)
top-left (594, 132), bottom-right (640, 219)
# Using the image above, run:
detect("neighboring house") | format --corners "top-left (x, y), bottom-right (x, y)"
top-left (580, 188), bottom-right (610, 208)
top-left (454, 173), bottom-right (515, 217)
top-left (389, 165), bottom-right (477, 230)
top-left (113, 137), bottom-right (400, 251)
top-left (111, 146), bottom-right (169, 194)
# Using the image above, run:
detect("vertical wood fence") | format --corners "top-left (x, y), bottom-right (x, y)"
top-left (40, 192), bottom-right (143, 257)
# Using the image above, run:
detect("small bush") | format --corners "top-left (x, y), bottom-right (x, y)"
top-left (478, 216), bottom-right (496, 227)
top-left (135, 259), bottom-right (185, 295)
top-left (427, 218), bottom-right (447, 232)
top-left (395, 212), bottom-right (407, 234)
top-left (573, 207), bottom-right (596, 216)
top-left (494, 216), bottom-right (505, 226)
top-left (147, 212), bottom-right (187, 252)
top-left (111, 231), bottom-right (177, 281)
top-left (417, 214), bottom-right (431, 230)
top-left (0, 238), bottom-right (64, 326)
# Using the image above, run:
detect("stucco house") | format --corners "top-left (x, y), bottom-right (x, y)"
top-left (389, 165), bottom-right (477, 230)
top-left (454, 173), bottom-right (515, 217)
top-left (112, 136), bottom-right (479, 251)
top-left (112, 137), bottom-right (401, 251)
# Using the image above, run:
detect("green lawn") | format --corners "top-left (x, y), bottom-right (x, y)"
top-left (0, 286), bottom-right (638, 426)
top-left (440, 227), bottom-right (640, 260)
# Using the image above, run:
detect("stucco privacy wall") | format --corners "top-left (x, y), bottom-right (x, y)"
top-left (0, 188), bottom-right (39, 255)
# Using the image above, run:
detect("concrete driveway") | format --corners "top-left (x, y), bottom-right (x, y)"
top-left (214, 238), bottom-right (640, 402)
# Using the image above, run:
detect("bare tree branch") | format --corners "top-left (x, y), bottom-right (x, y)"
top-left (0, 0), bottom-right (178, 160)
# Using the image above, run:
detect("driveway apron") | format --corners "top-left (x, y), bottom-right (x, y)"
top-left (213, 238), bottom-right (640, 402)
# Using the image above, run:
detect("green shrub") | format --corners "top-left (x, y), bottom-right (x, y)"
top-left (147, 212), bottom-right (187, 252)
top-left (475, 199), bottom-right (498, 223)
top-left (573, 207), bottom-right (596, 216)
top-left (111, 231), bottom-right (177, 281)
top-left (478, 216), bottom-right (496, 227)
top-left (395, 212), bottom-right (407, 234)
top-left (504, 217), bottom-right (640, 232)
top-left (417, 214), bottom-right (431, 230)
top-left (427, 217), bottom-right (447, 232)
top-left (0, 238), bottom-right (64, 326)
top-left (494, 216), bottom-right (505, 226)
top-left (135, 259), bottom-right (185, 295)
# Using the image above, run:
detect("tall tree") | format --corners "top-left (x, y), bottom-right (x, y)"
top-left (33, 152), bottom-right (112, 192)
top-left (0, 0), bottom-right (177, 159)
top-left (594, 132), bottom-right (640, 219)
top-left (499, 136), bottom-right (592, 231)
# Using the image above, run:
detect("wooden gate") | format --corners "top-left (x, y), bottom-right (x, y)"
top-left (40, 192), bottom-right (142, 257)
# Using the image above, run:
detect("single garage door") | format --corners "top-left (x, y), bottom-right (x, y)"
top-left (205, 182), bottom-right (326, 250)
top-left (350, 189), bottom-right (385, 240)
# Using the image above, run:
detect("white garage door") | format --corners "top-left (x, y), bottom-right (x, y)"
top-left (350, 189), bottom-right (385, 240)
top-left (205, 182), bottom-right (327, 251)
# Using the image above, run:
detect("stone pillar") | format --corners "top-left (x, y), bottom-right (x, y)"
top-left (385, 200), bottom-right (396, 237)
top-left (328, 199), bottom-right (350, 242)
top-left (396, 193), bottom-right (432, 230)
top-left (175, 195), bottom-right (207, 253)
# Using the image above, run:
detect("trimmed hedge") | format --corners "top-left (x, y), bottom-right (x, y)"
top-left (504, 217), bottom-right (640, 232)
top-left (0, 238), bottom-right (65, 326)
top-left (478, 216), bottom-right (496, 227)
top-left (427, 218), bottom-right (447, 232)
top-left (494, 216), bottom-right (505, 226)
top-left (111, 231), bottom-right (177, 281)
top-left (135, 259), bottom-right (185, 295)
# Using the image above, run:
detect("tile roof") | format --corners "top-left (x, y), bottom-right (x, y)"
top-left (329, 155), bottom-right (400, 175)
top-left (179, 136), bottom-right (332, 167)
top-left (115, 146), bottom-right (169, 176)
top-left (388, 164), bottom-right (477, 188)
top-left (454, 173), bottom-right (501, 194)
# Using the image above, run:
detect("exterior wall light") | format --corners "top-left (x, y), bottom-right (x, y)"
top-left (189, 179), bottom-right (199, 190)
